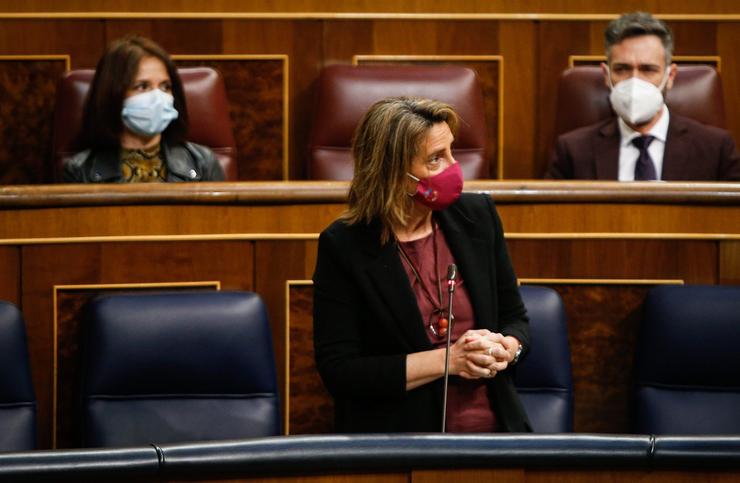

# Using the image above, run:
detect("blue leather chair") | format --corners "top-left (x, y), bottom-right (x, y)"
top-left (635, 285), bottom-right (740, 434)
top-left (81, 291), bottom-right (281, 447)
top-left (513, 286), bottom-right (574, 432)
top-left (0, 301), bottom-right (37, 452)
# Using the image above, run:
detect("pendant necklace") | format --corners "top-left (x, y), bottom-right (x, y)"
top-left (397, 222), bottom-right (449, 338)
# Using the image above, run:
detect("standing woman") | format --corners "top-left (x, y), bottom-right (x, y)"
top-left (64, 35), bottom-right (224, 183)
top-left (313, 97), bottom-right (531, 433)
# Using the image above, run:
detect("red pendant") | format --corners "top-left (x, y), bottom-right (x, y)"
top-left (438, 317), bottom-right (449, 336)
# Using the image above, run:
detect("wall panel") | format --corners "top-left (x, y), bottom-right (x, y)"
top-left (498, 21), bottom-right (536, 180)
top-left (536, 21), bottom-right (594, 178)
top-left (174, 56), bottom-right (287, 180)
top-left (0, 57), bottom-right (68, 183)
top-left (254, 239), bottom-right (318, 425)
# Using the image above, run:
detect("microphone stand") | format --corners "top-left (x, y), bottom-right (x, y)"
top-left (441, 264), bottom-right (457, 433)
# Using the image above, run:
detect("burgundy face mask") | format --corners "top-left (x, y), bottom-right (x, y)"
top-left (408, 162), bottom-right (464, 211)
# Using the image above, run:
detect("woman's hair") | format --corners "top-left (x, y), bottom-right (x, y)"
top-left (344, 97), bottom-right (458, 242)
top-left (77, 35), bottom-right (188, 150)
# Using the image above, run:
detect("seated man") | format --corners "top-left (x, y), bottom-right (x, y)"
top-left (546, 12), bottom-right (740, 181)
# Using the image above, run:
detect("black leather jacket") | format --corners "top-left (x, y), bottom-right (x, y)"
top-left (63, 141), bottom-right (225, 183)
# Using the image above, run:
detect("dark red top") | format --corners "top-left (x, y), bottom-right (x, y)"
top-left (398, 226), bottom-right (498, 432)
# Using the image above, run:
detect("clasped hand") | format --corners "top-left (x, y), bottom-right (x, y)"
top-left (449, 329), bottom-right (518, 380)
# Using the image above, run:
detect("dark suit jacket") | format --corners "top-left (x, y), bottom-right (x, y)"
top-left (546, 113), bottom-right (740, 181)
top-left (312, 193), bottom-right (532, 433)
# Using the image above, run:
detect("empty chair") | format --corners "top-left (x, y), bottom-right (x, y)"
top-left (635, 285), bottom-right (740, 434)
top-left (513, 286), bottom-right (573, 433)
top-left (554, 65), bottom-right (726, 139)
top-left (0, 301), bottom-right (37, 452)
top-left (53, 67), bottom-right (238, 181)
top-left (81, 291), bottom-right (280, 447)
top-left (308, 64), bottom-right (488, 180)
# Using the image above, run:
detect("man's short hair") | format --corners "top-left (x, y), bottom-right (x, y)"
top-left (605, 12), bottom-right (674, 65)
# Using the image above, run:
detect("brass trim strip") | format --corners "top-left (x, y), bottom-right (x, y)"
top-left (1, 232), bottom-right (738, 246)
top-left (51, 280), bottom-right (220, 448)
top-left (353, 55), bottom-right (504, 179)
top-left (172, 54), bottom-right (290, 180)
top-left (568, 54), bottom-right (722, 72)
top-left (0, 233), bottom-right (322, 245)
top-left (2, 13), bottom-right (740, 21)
top-left (285, 279), bottom-right (314, 436)
top-left (0, 54), bottom-right (71, 71)
top-left (506, 233), bottom-right (740, 240)
top-left (519, 278), bottom-right (684, 285)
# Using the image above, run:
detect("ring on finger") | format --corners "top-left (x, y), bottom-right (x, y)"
top-left (486, 346), bottom-right (493, 356)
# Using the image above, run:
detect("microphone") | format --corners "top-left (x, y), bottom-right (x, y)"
top-left (441, 264), bottom-right (457, 433)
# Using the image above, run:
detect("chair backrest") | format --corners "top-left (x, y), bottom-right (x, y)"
top-left (308, 64), bottom-right (488, 180)
top-left (513, 286), bottom-right (573, 433)
top-left (0, 301), bottom-right (37, 452)
top-left (635, 285), bottom-right (740, 435)
top-left (81, 291), bottom-right (280, 447)
top-left (52, 67), bottom-right (238, 181)
top-left (554, 65), bottom-right (726, 139)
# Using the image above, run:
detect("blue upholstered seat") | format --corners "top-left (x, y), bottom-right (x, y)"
top-left (513, 286), bottom-right (574, 432)
top-left (635, 285), bottom-right (740, 434)
top-left (81, 291), bottom-right (280, 447)
top-left (0, 301), bottom-right (37, 452)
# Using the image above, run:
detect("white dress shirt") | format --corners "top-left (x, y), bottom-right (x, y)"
top-left (617, 105), bottom-right (670, 181)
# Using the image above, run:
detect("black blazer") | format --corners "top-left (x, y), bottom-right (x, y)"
top-left (313, 193), bottom-right (532, 433)
top-left (546, 113), bottom-right (740, 180)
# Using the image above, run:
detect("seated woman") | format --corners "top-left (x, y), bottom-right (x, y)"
top-left (313, 97), bottom-right (531, 433)
top-left (64, 36), bottom-right (224, 182)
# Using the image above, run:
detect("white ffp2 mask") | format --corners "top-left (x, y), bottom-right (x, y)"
top-left (608, 72), bottom-right (668, 125)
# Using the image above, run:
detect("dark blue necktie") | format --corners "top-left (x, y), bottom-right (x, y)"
top-left (632, 135), bottom-right (657, 181)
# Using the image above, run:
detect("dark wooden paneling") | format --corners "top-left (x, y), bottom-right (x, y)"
top-left (0, 20), bottom-right (103, 66)
top-left (175, 58), bottom-right (285, 181)
top-left (221, 20), bottom-right (323, 180)
top-left (0, 246), bottom-right (19, 304)
top-left (254, 239), bottom-right (318, 428)
top-left (105, 19), bottom-right (224, 55)
top-left (509, 239), bottom-right (717, 282)
top-left (720, 241), bottom-right (740, 285)
top-left (671, 21), bottom-right (718, 56)
top-left (499, 20), bottom-right (536, 179)
top-left (0, 58), bottom-right (67, 184)
top-left (544, 284), bottom-right (646, 433)
top-left (718, 23), bottom-right (740, 140)
top-left (288, 283), bottom-right (333, 434)
top-left (21, 241), bottom-right (253, 448)
top-left (536, 21), bottom-right (593, 179)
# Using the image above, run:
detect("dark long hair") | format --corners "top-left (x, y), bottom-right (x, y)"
top-left (78, 35), bottom-right (188, 150)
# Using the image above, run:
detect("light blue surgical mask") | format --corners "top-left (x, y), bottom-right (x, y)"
top-left (121, 88), bottom-right (179, 137)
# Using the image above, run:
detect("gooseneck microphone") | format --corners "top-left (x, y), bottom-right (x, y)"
top-left (441, 264), bottom-right (457, 432)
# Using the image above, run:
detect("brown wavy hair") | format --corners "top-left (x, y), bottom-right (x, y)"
top-left (344, 97), bottom-right (458, 243)
top-left (77, 35), bottom-right (188, 150)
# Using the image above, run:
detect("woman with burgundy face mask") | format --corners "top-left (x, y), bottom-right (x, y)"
top-left (63, 35), bottom-right (224, 183)
top-left (313, 97), bottom-right (531, 433)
